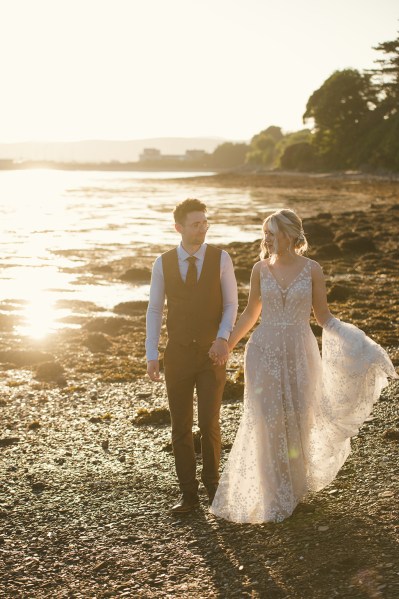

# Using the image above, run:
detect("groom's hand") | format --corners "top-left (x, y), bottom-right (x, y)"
top-left (147, 359), bottom-right (161, 381)
top-left (209, 338), bottom-right (229, 366)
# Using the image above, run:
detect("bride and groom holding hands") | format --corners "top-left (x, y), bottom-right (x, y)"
top-left (145, 198), bottom-right (397, 523)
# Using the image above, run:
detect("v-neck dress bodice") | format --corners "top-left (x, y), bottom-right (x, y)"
top-left (260, 259), bottom-right (312, 324)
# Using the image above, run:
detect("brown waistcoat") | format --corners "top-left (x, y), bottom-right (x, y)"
top-left (162, 245), bottom-right (223, 347)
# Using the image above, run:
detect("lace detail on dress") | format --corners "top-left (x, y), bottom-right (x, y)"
top-left (210, 259), bottom-right (397, 524)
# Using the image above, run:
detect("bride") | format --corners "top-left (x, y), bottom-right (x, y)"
top-left (210, 208), bottom-right (397, 524)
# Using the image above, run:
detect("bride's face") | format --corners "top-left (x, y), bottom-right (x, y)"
top-left (264, 224), bottom-right (290, 255)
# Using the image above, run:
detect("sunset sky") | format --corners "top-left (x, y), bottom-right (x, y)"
top-left (0, 0), bottom-right (398, 143)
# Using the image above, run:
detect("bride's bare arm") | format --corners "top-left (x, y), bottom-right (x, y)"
top-left (228, 262), bottom-right (262, 351)
top-left (311, 261), bottom-right (333, 326)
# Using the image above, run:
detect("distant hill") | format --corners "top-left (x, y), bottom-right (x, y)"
top-left (0, 138), bottom-right (226, 163)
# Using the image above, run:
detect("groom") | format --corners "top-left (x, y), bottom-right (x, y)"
top-left (146, 198), bottom-right (238, 513)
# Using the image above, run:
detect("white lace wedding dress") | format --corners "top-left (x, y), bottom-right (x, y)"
top-left (210, 258), bottom-right (397, 523)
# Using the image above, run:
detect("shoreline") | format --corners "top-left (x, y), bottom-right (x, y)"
top-left (1, 186), bottom-right (398, 381)
top-left (1, 160), bottom-right (399, 183)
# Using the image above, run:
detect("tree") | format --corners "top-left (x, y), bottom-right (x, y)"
top-left (370, 31), bottom-right (399, 117)
top-left (209, 142), bottom-right (249, 168)
top-left (274, 129), bottom-right (312, 167)
top-left (246, 126), bottom-right (283, 167)
top-left (280, 142), bottom-right (317, 171)
top-left (363, 31), bottom-right (399, 170)
top-left (364, 112), bottom-right (399, 171)
top-left (303, 69), bottom-right (377, 168)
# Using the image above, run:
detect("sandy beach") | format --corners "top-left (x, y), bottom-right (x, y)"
top-left (1, 172), bottom-right (398, 598)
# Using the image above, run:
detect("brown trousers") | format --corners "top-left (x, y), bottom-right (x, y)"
top-left (164, 340), bottom-right (226, 495)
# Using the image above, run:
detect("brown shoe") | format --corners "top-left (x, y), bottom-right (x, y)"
top-left (170, 493), bottom-right (200, 514)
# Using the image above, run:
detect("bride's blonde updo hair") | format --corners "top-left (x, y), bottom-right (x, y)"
top-left (260, 208), bottom-right (308, 259)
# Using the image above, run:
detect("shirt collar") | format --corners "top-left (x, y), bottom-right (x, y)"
top-left (177, 242), bottom-right (207, 261)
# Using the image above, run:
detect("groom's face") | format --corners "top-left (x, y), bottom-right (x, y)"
top-left (176, 211), bottom-right (209, 246)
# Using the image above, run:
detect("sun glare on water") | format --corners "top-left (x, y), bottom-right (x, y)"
top-left (18, 293), bottom-right (58, 339)
top-left (1, 168), bottom-right (263, 341)
top-left (9, 266), bottom-right (71, 340)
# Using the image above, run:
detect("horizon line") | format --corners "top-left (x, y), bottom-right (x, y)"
top-left (0, 135), bottom-right (238, 145)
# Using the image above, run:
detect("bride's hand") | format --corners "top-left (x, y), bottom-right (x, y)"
top-left (209, 338), bottom-right (229, 366)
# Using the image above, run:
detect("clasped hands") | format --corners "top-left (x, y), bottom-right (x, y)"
top-left (147, 338), bottom-right (230, 381)
top-left (208, 337), bottom-right (230, 366)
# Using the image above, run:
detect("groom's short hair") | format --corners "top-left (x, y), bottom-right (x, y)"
top-left (173, 198), bottom-right (207, 225)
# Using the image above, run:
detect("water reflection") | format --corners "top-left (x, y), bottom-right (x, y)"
top-left (0, 168), bottom-right (358, 339)
top-left (17, 293), bottom-right (60, 339)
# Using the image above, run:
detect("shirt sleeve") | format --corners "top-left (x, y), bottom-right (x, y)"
top-left (145, 257), bottom-right (165, 361)
top-left (217, 251), bottom-right (238, 340)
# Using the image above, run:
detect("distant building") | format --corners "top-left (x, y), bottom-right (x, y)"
top-left (185, 150), bottom-right (206, 160)
top-left (162, 154), bottom-right (186, 162)
top-left (139, 148), bottom-right (207, 163)
top-left (139, 148), bottom-right (162, 162)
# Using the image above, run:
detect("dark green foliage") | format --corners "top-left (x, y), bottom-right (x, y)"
top-left (246, 126), bottom-right (284, 167)
top-left (370, 35), bottom-right (399, 117)
top-left (208, 142), bottom-right (249, 168)
top-left (274, 129), bottom-right (312, 164)
top-left (303, 69), bottom-right (378, 169)
top-left (304, 70), bottom-right (377, 130)
top-left (360, 112), bottom-right (399, 171)
top-left (280, 142), bottom-right (317, 171)
top-left (300, 31), bottom-right (399, 172)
